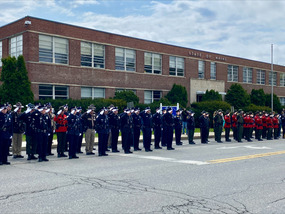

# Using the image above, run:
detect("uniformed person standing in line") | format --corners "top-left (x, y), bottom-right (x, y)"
top-left (224, 110), bottom-right (231, 142)
top-left (5, 103), bottom-right (13, 156)
top-left (152, 107), bottom-right (162, 149)
top-left (273, 114), bottom-right (279, 139)
top-left (141, 107), bottom-right (153, 152)
top-left (0, 104), bottom-right (12, 165)
top-left (231, 111), bottom-right (238, 141)
top-left (54, 107), bottom-right (68, 158)
top-left (161, 109), bottom-right (167, 147)
top-left (174, 109), bottom-right (183, 146)
top-left (67, 107), bottom-right (80, 159)
top-left (120, 108), bottom-right (133, 154)
top-left (132, 108), bottom-right (142, 151)
top-left (266, 113), bottom-right (274, 140)
top-left (46, 103), bottom-right (55, 156)
top-left (76, 107), bottom-right (84, 154)
top-left (82, 104), bottom-right (96, 155)
top-left (199, 111), bottom-right (207, 144)
top-left (214, 110), bottom-right (223, 143)
top-left (205, 112), bottom-right (210, 143)
top-left (237, 109), bottom-right (244, 143)
top-left (187, 110), bottom-right (195, 144)
top-left (262, 112), bottom-right (268, 139)
top-left (281, 110), bottom-right (285, 139)
top-left (109, 107), bottom-right (120, 153)
top-left (107, 105), bottom-right (115, 150)
top-left (96, 108), bottom-right (109, 156)
top-left (12, 102), bottom-right (25, 158)
top-left (255, 112), bottom-right (263, 141)
top-left (164, 107), bottom-right (175, 150)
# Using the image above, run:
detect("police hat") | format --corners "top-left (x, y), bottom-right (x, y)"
top-left (0, 104), bottom-right (7, 111)
top-left (38, 105), bottom-right (47, 112)
top-left (201, 110), bottom-right (206, 114)
top-left (225, 110), bottom-right (230, 114)
top-left (26, 103), bottom-right (35, 109)
top-left (145, 107), bottom-right (151, 112)
top-left (167, 107), bottom-right (172, 112)
top-left (88, 104), bottom-right (96, 110)
top-left (13, 102), bottom-right (24, 108)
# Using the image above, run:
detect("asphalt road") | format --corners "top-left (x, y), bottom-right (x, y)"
top-left (1, 137), bottom-right (285, 214)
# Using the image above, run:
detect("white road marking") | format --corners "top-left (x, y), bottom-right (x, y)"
top-left (118, 154), bottom-right (209, 165)
top-left (217, 146), bottom-right (272, 150)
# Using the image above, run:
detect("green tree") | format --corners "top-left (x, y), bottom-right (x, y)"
top-left (265, 93), bottom-right (282, 113)
top-left (250, 89), bottom-right (266, 106)
top-left (113, 90), bottom-right (139, 105)
top-left (0, 55), bottom-right (34, 104)
top-left (202, 89), bottom-right (222, 101)
top-left (165, 84), bottom-right (188, 108)
top-left (225, 83), bottom-right (250, 110)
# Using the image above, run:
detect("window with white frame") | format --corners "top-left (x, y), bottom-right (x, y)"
top-left (144, 52), bottom-right (162, 74)
top-left (9, 35), bottom-right (23, 58)
top-left (228, 65), bottom-right (238, 82)
top-left (39, 35), bottom-right (68, 64)
top-left (81, 87), bottom-right (105, 99)
top-left (198, 61), bottom-right (205, 79)
top-left (144, 90), bottom-right (161, 104)
top-left (210, 62), bottom-right (216, 80)
top-left (269, 71), bottom-right (277, 86)
top-left (0, 41), bottom-right (2, 67)
top-left (280, 73), bottom-right (285, 87)
top-left (115, 88), bottom-right (136, 94)
top-left (81, 42), bottom-right (105, 68)
top-left (169, 56), bottom-right (184, 76)
top-left (39, 85), bottom-right (69, 100)
top-left (243, 67), bottom-right (253, 83)
top-left (115, 48), bottom-right (135, 71)
top-left (280, 97), bottom-right (285, 106)
top-left (257, 69), bottom-right (265, 85)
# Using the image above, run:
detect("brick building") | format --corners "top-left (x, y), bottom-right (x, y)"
top-left (0, 16), bottom-right (284, 106)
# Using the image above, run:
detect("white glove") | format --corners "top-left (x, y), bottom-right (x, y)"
top-left (25, 108), bottom-right (32, 114)
top-left (10, 136), bottom-right (12, 139)
top-left (57, 110), bottom-right (62, 115)
top-left (79, 133), bottom-right (82, 136)
top-left (14, 107), bottom-right (19, 112)
top-left (48, 133), bottom-right (51, 136)
top-left (87, 110), bottom-right (92, 114)
top-left (71, 110), bottom-right (75, 114)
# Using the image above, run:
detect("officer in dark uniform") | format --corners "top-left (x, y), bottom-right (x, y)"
top-left (237, 109), bottom-right (244, 143)
top-left (96, 107), bottom-right (109, 156)
top-left (132, 108), bottom-right (142, 151)
top-left (152, 107), bottom-right (162, 149)
top-left (199, 111), bottom-right (207, 144)
top-left (31, 105), bottom-right (49, 162)
top-left (141, 107), bottom-right (153, 152)
top-left (164, 107), bottom-right (175, 150)
top-left (161, 109), bottom-right (167, 147)
top-left (120, 108), bottom-right (133, 154)
top-left (67, 107), bottom-right (80, 159)
top-left (174, 109), bottom-right (183, 146)
top-left (109, 107), bottom-right (120, 152)
top-left (76, 107), bottom-right (84, 154)
top-left (214, 109), bottom-right (223, 143)
top-left (187, 110), bottom-right (195, 144)
top-left (0, 104), bottom-right (12, 165)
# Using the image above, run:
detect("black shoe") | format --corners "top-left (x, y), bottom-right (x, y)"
top-left (145, 149), bottom-right (152, 152)
top-left (77, 151), bottom-right (83, 154)
top-left (217, 141), bottom-right (223, 143)
top-left (189, 142), bottom-right (196, 144)
top-left (112, 150), bottom-right (120, 153)
top-left (258, 139), bottom-right (263, 141)
top-left (238, 141), bottom-right (243, 143)
top-left (43, 158), bottom-right (49, 162)
top-left (102, 154), bottom-right (108, 156)
top-left (0, 162), bottom-right (3, 165)
top-left (17, 155), bottom-right (24, 158)
top-left (86, 152), bottom-right (95, 155)
top-left (93, 147), bottom-right (96, 150)
top-left (72, 156), bottom-right (79, 159)
top-left (3, 162), bottom-right (10, 165)
top-left (155, 146), bottom-right (162, 149)
top-left (247, 140), bottom-right (252, 142)
top-left (8, 153), bottom-right (12, 156)
top-left (176, 143), bottom-right (183, 146)
top-left (69, 156), bottom-right (73, 159)
top-left (13, 155), bottom-right (18, 159)
top-left (47, 153), bottom-right (54, 156)
top-left (167, 148), bottom-right (175, 150)
top-left (31, 155), bottom-right (38, 160)
top-left (38, 158), bottom-right (43, 162)
top-left (27, 155), bottom-right (32, 161)
top-left (106, 149), bottom-right (110, 152)
top-left (226, 140), bottom-right (231, 142)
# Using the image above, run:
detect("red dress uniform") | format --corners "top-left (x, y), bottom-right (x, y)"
top-left (54, 114), bottom-right (68, 132)
top-left (231, 114), bottom-right (237, 128)
top-left (255, 116), bottom-right (263, 140)
top-left (224, 115), bottom-right (231, 128)
top-left (273, 116), bottom-right (279, 139)
top-left (266, 117), bottom-right (273, 129)
top-left (54, 113), bottom-right (68, 156)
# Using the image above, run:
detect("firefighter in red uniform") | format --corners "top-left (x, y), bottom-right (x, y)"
top-left (54, 107), bottom-right (68, 157)
top-left (243, 113), bottom-right (252, 142)
top-left (254, 111), bottom-right (259, 139)
top-left (231, 111), bottom-right (237, 141)
top-left (273, 114), bottom-right (279, 139)
top-left (266, 113), bottom-right (274, 140)
top-left (255, 112), bottom-right (263, 141)
top-left (262, 112), bottom-right (268, 139)
top-left (249, 112), bottom-right (254, 139)
top-left (224, 110), bottom-right (231, 142)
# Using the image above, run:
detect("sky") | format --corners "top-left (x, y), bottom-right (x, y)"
top-left (1, 0), bottom-right (285, 65)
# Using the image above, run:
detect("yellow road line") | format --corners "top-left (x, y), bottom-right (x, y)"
top-left (208, 150), bottom-right (285, 164)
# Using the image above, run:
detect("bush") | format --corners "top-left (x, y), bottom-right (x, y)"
top-left (202, 89), bottom-right (222, 102)
top-left (225, 83), bottom-right (250, 109)
top-left (165, 84), bottom-right (188, 108)
top-left (243, 104), bottom-right (272, 113)
top-left (113, 90), bottom-right (139, 105)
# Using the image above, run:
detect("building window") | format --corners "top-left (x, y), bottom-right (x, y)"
top-left (198, 61), bottom-right (205, 79)
top-left (81, 87), bottom-right (105, 99)
top-left (210, 62), bottom-right (216, 80)
top-left (280, 73), bottom-right (285, 87)
top-left (9, 35), bottom-right (23, 58)
top-left (280, 97), bottom-right (285, 106)
top-left (81, 42), bottom-right (105, 68)
top-left (39, 35), bottom-right (68, 64)
top-left (144, 90), bottom-right (161, 104)
top-left (269, 71), bottom-right (277, 86)
top-left (256, 69), bottom-right (265, 85)
top-left (39, 85), bottom-right (69, 100)
top-left (169, 56), bottom-right (184, 76)
top-left (243, 67), bottom-right (253, 83)
top-left (115, 48), bottom-right (135, 71)
top-left (115, 88), bottom-right (136, 94)
top-left (228, 65), bottom-right (238, 82)
top-left (0, 41), bottom-right (2, 67)
top-left (144, 52), bottom-right (162, 74)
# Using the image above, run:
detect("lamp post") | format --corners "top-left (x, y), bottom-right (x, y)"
top-left (271, 44), bottom-right (273, 112)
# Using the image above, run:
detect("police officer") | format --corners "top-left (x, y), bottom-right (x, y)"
top-left (199, 111), bottom-right (208, 144)
top-left (46, 103), bottom-right (55, 156)
top-left (187, 110), bottom-right (195, 144)
top-left (152, 107), bottom-right (162, 149)
top-left (161, 109), bottom-right (167, 147)
top-left (214, 109), bottom-right (223, 143)
top-left (132, 108), bottom-right (142, 151)
top-left (76, 107), bottom-right (84, 154)
top-left (67, 107), bottom-right (80, 159)
top-left (141, 107), bottom-right (153, 152)
top-left (109, 107), bottom-right (120, 153)
top-left (237, 109), bottom-right (244, 143)
top-left (82, 105), bottom-right (96, 155)
top-left (120, 108), bottom-right (133, 154)
top-left (164, 107), bottom-right (175, 150)
top-left (174, 109), bottom-right (183, 146)
top-left (96, 107), bottom-right (109, 156)
top-left (0, 104), bottom-right (12, 165)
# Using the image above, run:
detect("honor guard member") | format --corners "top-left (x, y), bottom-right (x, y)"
top-left (32, 105), bottom-right (49, 162)
top-left (249, 112), bottom-right (254, 139)
top-left (82, 104), bottom-right (96, 155)
top-left (21, 103), bottom-right (37, 160)
top-left (141, 107), bottom-right (153, 152)
top-left (107, 105), bottom-right (115, 151)
top-left (46, 103), bottom-right (55, 156)
top-left (96, 108), bottom-right (109, 156)
top-left (120, 108), bottom-right (133, 154)
top-left (161, 109), bottom-right (167, 147)
top-left (63, 104), bottom-right (70, 152)
top-left (132, 108), bottom-right (142, 151)
top-left (214, 109), bottom-right (223, 143)
top-left (174, 109), bottom-right (183, 146)
top-left (281, 111), bottom-right (285, 138)
top-left (243, 112), bottom-right (251, 142)
top-left (109, 107), bottom-right (120, 153)
top-left (205, 112), bottom-right (210, 143)
top-left (199, 111), bottom-right (207, 144)
top-left (187, 110), bottom-right (195, 144)
top-left (67, 107), bottom-right (80, 159)
top-left (266, 113), bottom-right (274, 140)
top-left (262, 112), bottom-right (268, 139)
top-left (76, 107), bottom-right (84, 154)
top-left (224, 110), bottom-right (231, 142)
top-left (255, 112), bottom-right (263, 141)
top-left (231, 111), bottom-right (238, 141)
top-left (0, 104), bottom-right (12, 165)
top-left (254, 111), bottom-right (259, 139)
top-left (5, 103), bottom-right (13, 156)
top-left (12, 102), bottom-right (25, 158)
top-left (152, 107), bottom-right (162, 149)
top-left (164, 107), bottom-right (175, 150)
top-left (54, 107), bottom-right (68, 157)
top-left (236, 109), bottom-right (244, 142)
top-left (273, 114), bottom-right (279, 139)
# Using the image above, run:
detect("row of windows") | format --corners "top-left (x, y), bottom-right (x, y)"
top-left (0, 41), bottom-right (2, 67)
top-left (39, 84), bottom-right (162, 104)
top-left (280, 97), bottom-right (285, 106)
